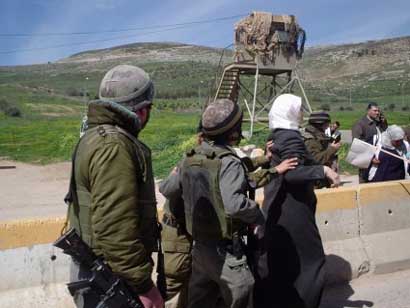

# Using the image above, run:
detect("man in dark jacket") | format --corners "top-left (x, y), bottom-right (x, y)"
top-left (352, 102), bottom-right (388, 182)
top-left (67, 65), bottom-right (164, 308)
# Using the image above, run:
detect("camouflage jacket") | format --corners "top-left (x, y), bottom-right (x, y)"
top-left (302, 124), bottom-right (338, 167)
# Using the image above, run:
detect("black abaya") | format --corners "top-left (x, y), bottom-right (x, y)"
top-left (255, 129), bottom-right (327, 308)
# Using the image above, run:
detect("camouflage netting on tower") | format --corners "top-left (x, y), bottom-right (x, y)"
top-left (234, 11), bottom-right (306, 64)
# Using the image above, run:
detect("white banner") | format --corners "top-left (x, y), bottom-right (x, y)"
top-left (346, 138), bottom-right (410, 169)
top-left (346, 138), bottom-right (377, 169)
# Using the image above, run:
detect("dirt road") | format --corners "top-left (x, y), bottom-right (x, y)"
top-left (0, 161), bottom-right (70, 221)
top-left (0, 160), bottom-right (166, 221)
top-left (0, 160), bottom-right (357, 222)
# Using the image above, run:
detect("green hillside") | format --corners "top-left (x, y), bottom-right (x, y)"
top-left (0, 39), bottom-right (409, 177)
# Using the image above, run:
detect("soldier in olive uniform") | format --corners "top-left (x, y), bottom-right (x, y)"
top-left (159, 137), bottom-right (292, 308)
top-left (67, 65), bottom-right (164, 308)
top-left (160, 99), bottom-right (296, 308)
top-left (160, 169), bottom-right (193, 308)
top-left (158, 129), bottom-right (203, 308)
top-left (303, 111), bottom-right (341, 188)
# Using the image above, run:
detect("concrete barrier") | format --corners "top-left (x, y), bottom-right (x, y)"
top-left (316, 187), bottom-right (370, 284)
top-left (0, 219), bottom-right (73, 307)
top-left (0, 218), bottom-right (65, 250)
top-left (0, 244), bottom-right (73, 307)
top-left (358, 181), bottom-right (410, 274)
top-left (1, 180), bottom-right (410, 306)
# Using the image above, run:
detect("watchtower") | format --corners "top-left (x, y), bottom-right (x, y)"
top-left (213, 12), bottom-right (311, 138)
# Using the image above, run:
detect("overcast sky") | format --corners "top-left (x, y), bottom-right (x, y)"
top-left (1, 0), bottom-right (410, 66)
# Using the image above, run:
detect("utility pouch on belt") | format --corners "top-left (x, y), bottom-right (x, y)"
top-left (53, 228), bottom-right (143, 308)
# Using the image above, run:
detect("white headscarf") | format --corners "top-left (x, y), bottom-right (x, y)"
top-left (381, 125), bottom-right (405, 149)
top-left (268, 94), bottom-right (302, 130)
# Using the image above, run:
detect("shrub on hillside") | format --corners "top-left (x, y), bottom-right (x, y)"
top-left (0, 98), bottom-right (9, 110)
top-left (0, 98), bottom-right (22, 117)
top-left (313, 96), bottom-right (322, 102)
top-left (388, 103), bottom-right (396, 111)
top-left (66, 87), bottom-right (84, 97)
top-left (345, 106), bottom-right (354, 111)
top-left (320, 104), bottom-right (331, 111)
top-left (339, 106), bottom-right (345, 111)
top-left (5, 106), bottom-right (22, 117)
top-left (401, 105), bottom-right (409, 111)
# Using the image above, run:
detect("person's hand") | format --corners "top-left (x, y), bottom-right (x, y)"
top-left (139, 286), bottom-right (164, 308)
top-left (324, 166), bottom-right (341, 187)
top-left (372, 158), bottom-right (380, 165)
top-left (330, 141), bottom-right (342, 151)
top-left (275, 158), bottom-right (298, 174)
top-left (265, 140), bottom-right (274, 159)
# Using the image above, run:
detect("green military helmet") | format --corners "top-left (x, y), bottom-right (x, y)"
top-left (99, 64), bottom-right (154, 110)
top-left (201, 99), bottom-right (243, 137)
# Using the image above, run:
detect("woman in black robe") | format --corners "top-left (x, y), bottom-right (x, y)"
top-left (254, 94), bottom-right (339, 308)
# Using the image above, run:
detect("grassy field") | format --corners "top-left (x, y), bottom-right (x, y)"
top-left (0, 81), bottom-right (409, 178)
top-left (1, 100), bottom-right (409, 177)
top-left (0, 115), bottom-right (80, 163)
top-left (327, 110), bottom-right (410, 129)
top-left (0, 109), bottom-right (199, 178)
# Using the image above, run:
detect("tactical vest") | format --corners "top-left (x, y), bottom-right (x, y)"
top-left (180, 144), bottom-right (248, 241)
top-left (67, 124), bottom-right (158, 253)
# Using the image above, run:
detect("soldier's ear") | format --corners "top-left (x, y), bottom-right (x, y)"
top-left (135, 107), bottom-right (150, 126)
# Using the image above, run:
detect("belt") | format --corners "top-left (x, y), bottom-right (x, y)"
top-left (196, 237), bottom-right (246, 258)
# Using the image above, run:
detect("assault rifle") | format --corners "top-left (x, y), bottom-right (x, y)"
top-left (156, 222), bottom-right (167, 300)
top-left (53, 228), bottom-right (143, 308)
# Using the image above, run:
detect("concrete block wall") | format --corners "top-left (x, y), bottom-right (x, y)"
top-left (358, 181), bottom-right (410, 274)
top-left (316, 180), bottom-right (410, 285)
top-left (315, 187), bottom-right (370, 284)
top-left (0, 244), bottom-right (73, 308)
top-left (0, 218), bottom-right (65, 250)
top-left (0, 219), bottom-right (73, 307)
